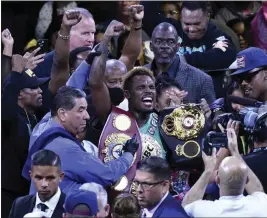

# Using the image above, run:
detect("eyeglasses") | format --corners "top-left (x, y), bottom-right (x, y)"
top-left (132, 180), bottom-right (165, 191)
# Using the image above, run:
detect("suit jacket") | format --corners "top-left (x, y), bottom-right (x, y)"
top-left (8, 192), bottom-right (65, 218)
top-left (145, 57), bottom-right (216, 105)
top-left (152, 193), bottom-right (189, 218)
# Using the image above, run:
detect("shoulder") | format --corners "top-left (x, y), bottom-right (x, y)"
top-left (13, 194), bottom-right (35, 206)
top-left (206, 22), bottom-right (232, 41)
top-left (161, 196), bottom-right (188, 216)
top-left (180, 60), bottom-right (212, 81)
top-left (184, 200), bottom-right (216, 216)
top-left (249, 192), bottom-right (267, 201)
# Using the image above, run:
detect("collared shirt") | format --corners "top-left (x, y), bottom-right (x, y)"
top-left (184, 192), bottom-right (267, 217)
top-left (142, 192), bottom-right (169, 218)
top-left (32, 188), bottom-right (61, 217)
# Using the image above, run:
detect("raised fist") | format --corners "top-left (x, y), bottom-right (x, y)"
top-left (128, 5), bottom-right (144, 22)
top-left (2, 28), bottom-right (14, 46)
top-left (12, 54), bottom-right (28, 73)
top-left (104, 20), bottom-right (125, 38)
top-left (62, 10), bottom-right (82, 28)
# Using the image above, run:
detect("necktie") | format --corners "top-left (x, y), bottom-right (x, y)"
top-left (38, 203), bottom-right (48, 212)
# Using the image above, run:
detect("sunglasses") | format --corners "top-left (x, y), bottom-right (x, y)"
top-left (234, 68), bottom-right (263, 84)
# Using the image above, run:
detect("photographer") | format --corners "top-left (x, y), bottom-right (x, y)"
top-left (243, 104), bottom-right (267, 193)
top-left (182, 127), bottom-right (267, 217)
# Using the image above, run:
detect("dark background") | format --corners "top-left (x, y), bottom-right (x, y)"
top-left (1, 1), bottom-right (118, 54)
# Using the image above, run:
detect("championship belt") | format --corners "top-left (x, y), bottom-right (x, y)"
top-left (159, 104), bottom-right (208, 170)
top-left (98, 106), bottom-right (142, 192)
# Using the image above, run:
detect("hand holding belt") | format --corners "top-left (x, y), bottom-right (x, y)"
top-left (98, 106), bottom-right (142, 192)
top-left (159, 104), bottom-right (208, 170)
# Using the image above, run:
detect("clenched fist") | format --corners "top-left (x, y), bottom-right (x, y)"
top-left (62, 10), bottom-right (82, 29)
top-left (2, 28), bottom-right (14, 46)
top-left (104, 20), bottom-right (125, 38)
top-left (128, 5), bottom-right (144, 23)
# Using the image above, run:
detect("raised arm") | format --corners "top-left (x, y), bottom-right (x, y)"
top-left (89, 20), bottom-right (125, 123)
top-left (182, 148), bottom-right (217, 207)
top-left (1, 29), bottom-right (14, 83)
top-left (49, 10), bottom-right (82, 94)
top-left (227, 128), bottom-right (264, 194)
top-left (119, 5), bottom-right (143, 71)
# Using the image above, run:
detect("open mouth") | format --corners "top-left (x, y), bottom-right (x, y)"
top-left (142, 96), bottom-right (153, 107)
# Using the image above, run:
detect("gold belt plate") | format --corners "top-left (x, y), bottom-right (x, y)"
top-left (161, 104), bottom-right (205, 140)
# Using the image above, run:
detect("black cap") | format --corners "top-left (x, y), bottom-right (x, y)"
top-left (20, 69), bottom-right (50, 89)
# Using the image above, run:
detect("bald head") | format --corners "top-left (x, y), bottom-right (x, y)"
top-left (150, 22), bottom-right (178, 65)
top-left (105, 59), bottom-right (127, 88)
top-left (218, 156), bottom-right (248, 196)
top-left (152, 22), bottom-right (178, 41)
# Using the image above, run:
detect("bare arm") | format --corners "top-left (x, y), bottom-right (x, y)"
top-left (227, 128), bottom-right (264, 194)
top-left (89, 36), bottom-right (112, 123)
top-left (182, 148), bottom-right (216, 207)
top-left (49, 10), bottom-right (82, 94)
top-left (89, 20), bottom-right (125, 123)
top-left (119, 5), bottom-right (143, 71)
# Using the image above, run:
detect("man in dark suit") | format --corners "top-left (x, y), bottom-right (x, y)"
top-left (145, 22), bottom-right (216, 105)
top-left (134, 156), bottom-right (189, 218)
top-left (9, 150), bottom-right (65, 218)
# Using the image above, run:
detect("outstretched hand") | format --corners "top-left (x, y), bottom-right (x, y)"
top-left (23, 47), bottom-right (45, 70)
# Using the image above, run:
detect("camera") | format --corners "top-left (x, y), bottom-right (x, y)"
top-left (207, 131), bottom-right (228, 148)
top-left (211, 105), bottom-right (267, 148)
top-left (214, 107), bottom-right (259, 133)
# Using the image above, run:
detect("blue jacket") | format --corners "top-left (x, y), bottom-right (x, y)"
top-left (25, 112), bottom-right (133, 194)
top-left (152, 193), bottom-right (189, 218)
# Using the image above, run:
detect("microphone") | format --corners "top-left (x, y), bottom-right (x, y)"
top-left (228, 95), bottom-right (264, 107)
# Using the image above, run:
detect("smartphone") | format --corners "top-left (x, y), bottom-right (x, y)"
top-left (207, 131), bottom-right (228, 148)
top-left (37, 39), bottom-right (49, 54)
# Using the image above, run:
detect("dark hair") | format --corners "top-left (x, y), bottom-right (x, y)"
top-left (51, 86), bottom-right (86, 116)
top-left (32, 149), bottom-right (61, 169)
top-left (112, 193), bottom-right (141, 218)
top-left (224, 81), bottom-right (243, 112)
top-left (181, 1), bottom-right (208, 13)
top-left (123, 67), bottom-right (155, 91)
top-left (137, 156), bottom-right (172, 181)
top-left (155, 74), bottom-right (181, 99)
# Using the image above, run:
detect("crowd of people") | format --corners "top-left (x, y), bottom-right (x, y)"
top-left (2, 1), bottom-right (267, 218)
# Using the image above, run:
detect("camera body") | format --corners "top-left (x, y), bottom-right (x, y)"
top-left (210, 106), bottom-right (267, 148)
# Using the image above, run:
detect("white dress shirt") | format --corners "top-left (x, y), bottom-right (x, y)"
top-left (32, 188), bottom-right (61, 218)
top-left (142, 192), bottom-right (169, 218)
top-left (184, 192), bottom-right (267, 217)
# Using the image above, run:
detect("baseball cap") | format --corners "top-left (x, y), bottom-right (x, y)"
top-left (20, 69), bottom-right (50, 89)
top-left (231, 47), bottom-right (267, 76)
top-left (64, 189), bottom-right (98, 216)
